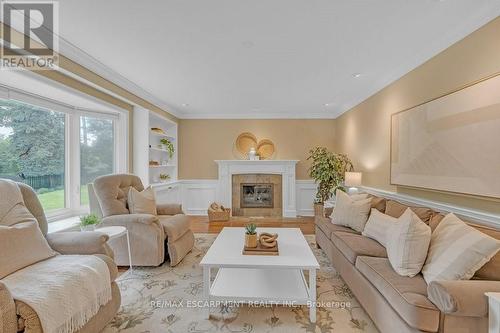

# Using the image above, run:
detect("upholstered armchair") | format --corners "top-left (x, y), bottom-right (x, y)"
top-left (89, 174), bottom-right (194, 267)
top-left (0, 182), bottom-right (120, 333)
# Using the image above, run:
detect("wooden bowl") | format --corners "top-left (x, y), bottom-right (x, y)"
top-left (236, 132), bottom-right (258, 155)
top-left (257, 139), bottom-right (275, 159)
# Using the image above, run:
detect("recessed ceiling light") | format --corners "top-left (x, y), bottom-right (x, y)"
top-left (181, 103), bottom-right (189, 107)
top-left (324, 103), bottom-right (331, 107)
top-left (353, 73), bottom-right (362, 78)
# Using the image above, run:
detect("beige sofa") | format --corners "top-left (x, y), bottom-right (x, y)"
top-left (316, 196), bottom-right (500, 333)
top-left (90, 174), bottom-right (195, 267)
top-left (0, 182), bottom-right (120, 333)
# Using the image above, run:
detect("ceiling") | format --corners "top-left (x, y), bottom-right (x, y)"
top-left (55, 0), bottom-right (500, 119)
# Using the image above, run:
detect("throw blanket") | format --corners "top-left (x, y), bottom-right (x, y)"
top-left (2, 255), bottom-right (111, 333)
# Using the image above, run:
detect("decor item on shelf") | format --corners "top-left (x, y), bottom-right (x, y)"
top-left (79, 213), bottom-right (100, 231)
top-left (150, 127), bottom-right (166, 135)
top-left (256, 139), bottom-right (275, 160)
top-left (248, 147), bottom-right (258, 160)
top-left (207, 202), bottom-right (231, 222)
top-left (345, 171), bottom-right (362, 194)
top-left (244, 223), bottom-right (257, 248)
top-left (160, 138), bottom-right (175, 158)
top-left (259, 232), bottom-right (278, 248)
top-left (149, 160), bottom-right (159, 166)
top-left (159, 173), bottom-right (170, 182)
top-left (307, 147), bottom-right (353, 212)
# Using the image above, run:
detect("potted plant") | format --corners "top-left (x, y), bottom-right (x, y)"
top-left (80, 213), bottom-right (100, 231)
top-left (160, 138), bottom-right (175, 159)
top-left (244, 223), bottom-right (258, 248)
top-left (307, 147), bottom-right (353, 216)
top-left (159, 173), bottom-right (170, 182)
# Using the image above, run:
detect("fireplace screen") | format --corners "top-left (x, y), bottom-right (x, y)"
top-left (240, 183), bottom-right (274, 208)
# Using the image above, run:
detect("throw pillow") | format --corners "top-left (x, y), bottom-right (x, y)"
top-left (0, 221), bottom-right (57, 279)
top-left (386, 208), bottom-right (431, 277)
top-left (331, 190), bottom-right (372, 232)
top-left (128, 186), bottom-right (157, 215)
top-left (422, 213), bottom-right (500, 284)
top-left (362, 208), bottom-right (398, 246)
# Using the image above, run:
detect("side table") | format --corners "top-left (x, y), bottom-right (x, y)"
top-left (486, 292), bottom-right (500, 333)
top-left (96, 226), bottom-right (133, 271)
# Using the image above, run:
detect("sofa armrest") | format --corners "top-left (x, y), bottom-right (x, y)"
top-left (157, 203), bottom-right (183, 216)
top-left (0, 281), bottom-right (17, 333)
top-left (427, 280), bottom-right (500, 317)
top-left (46, 231), bottom-right (113, 257)
top-left (101, 214), bottom-right (159, 226)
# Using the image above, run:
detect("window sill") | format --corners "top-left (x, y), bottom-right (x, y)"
top-left (47, 216), bottom-right (80, 233)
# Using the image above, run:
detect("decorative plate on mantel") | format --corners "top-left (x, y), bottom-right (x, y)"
top-left (235, 132), bottom-right (258, 156)
top-left (257, 139), bottom-right (275, 160)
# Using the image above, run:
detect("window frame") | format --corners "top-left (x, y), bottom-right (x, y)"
top-left (0, 85), bottom-right (129, 221)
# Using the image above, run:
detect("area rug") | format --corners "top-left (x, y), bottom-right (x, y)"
top-left (103, 234), bottom-right (379, 333)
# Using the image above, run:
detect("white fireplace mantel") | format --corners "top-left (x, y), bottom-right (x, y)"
top-left (215, 160), bottom-right (299, 217)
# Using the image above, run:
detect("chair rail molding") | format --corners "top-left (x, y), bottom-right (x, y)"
top-left (362, 186), bottom-right (500, 228)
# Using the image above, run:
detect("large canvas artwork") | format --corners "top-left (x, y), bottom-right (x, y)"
top-left (391, 74), bottom-right (500, 198)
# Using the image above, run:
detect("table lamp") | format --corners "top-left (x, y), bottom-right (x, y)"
top-left (345, 172), bottom-right (362, 194)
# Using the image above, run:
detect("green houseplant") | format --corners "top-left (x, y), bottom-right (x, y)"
top-left (160, 138), bottom-right (175, 159)
top-left (307, 147), bottom-right (353, 216)
top-left (80, 213), bottom-right (100, 231)
top-left (159, 173), bottom-right (171, 182)
top-left (244, 223), bottom-right (257, 248)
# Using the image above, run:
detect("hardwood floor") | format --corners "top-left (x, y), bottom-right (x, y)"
top-left (189, 215), bottom-right (315, 234)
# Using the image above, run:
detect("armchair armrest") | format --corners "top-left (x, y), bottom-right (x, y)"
top-left (46, 231), bottom-right (113, 257)
top-left (101, 214), bottom-right (159, 226)
top-left (0, 281), bottom-right (17, 333)
top-left (156, 203), bottom-right (183, 216)
top-left (427, 280), bottom-right (500, 317)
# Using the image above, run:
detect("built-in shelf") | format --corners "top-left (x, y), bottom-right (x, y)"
top-left (149, 146), bottom-right (171, 153)
top-left (149, 164), bottom-right (176, 168)
top-left (149, 131), bottom-right (175, 140)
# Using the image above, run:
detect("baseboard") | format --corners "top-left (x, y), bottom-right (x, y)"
top-left (362, 186), bottom-right (500, 229)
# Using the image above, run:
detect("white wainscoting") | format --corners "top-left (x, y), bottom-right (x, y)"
top-left (156, 179), bottom-right (317, 216)
top-left (362, 186), bottom-right (500, 229)
top-left (296, 180), bottom-right (317, 217)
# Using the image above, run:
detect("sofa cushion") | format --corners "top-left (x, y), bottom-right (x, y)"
top-left (315, 217), bottom-right (359, 239)
top-left (385, 200), bottom-right (434, 224)
top-left (369, 195), bottom-right (387, 213)
top-left (330, 231), bottom-right (387, 264)
top-left (332, 190), bottom-right (372, 232)
top-left (0, 222), bottom-right (57, 279)
top-left (422, 213), bottom-right (500, 284)
top-left (356, 256), bottom-right (440, 332)
top-left (127, 186), bottom-right (157, 215)
top-left (159, 214), bottom-right (191, 242)
top-left (362, 208), bottom-right (398, 247)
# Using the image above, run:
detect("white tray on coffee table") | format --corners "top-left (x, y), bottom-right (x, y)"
top-left (200, 227), bottom-right (320, 322)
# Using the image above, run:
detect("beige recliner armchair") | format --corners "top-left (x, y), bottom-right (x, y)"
top-left (89, 174), bottom-right (194, 267)
top-left (0, 181), bottom-right (121, 333)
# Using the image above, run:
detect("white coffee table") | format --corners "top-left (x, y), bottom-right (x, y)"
top-left (200, 227), bottom-right (320, 322)
top-left (96, 226), bottom-right (132, 271)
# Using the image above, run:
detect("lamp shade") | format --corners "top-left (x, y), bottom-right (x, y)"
top-left (345, 172), bottom-right (362, 187)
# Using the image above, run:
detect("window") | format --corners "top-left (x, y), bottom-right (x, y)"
top-left (0, 88), bottom-right (127, 220)
top-left (80, 116), bottom-right (115, 205)
top-left (0, 99), bottom-right (66, 212)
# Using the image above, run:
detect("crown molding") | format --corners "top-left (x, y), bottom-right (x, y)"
top-left (180, 111), bottom-right (337, 119)
top-left (58, 37), bottom-right (184, 118)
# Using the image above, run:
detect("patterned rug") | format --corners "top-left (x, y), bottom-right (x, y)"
top-left (103, 234), bottom-right (379, 333)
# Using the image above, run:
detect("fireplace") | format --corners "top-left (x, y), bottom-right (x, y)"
top-left (240, 183), bottom-right (274, 208)
top-left (232, 174), bottom-right (282, 217)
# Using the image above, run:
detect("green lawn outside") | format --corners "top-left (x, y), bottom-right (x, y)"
top-left (37, 186), bottom-right (89, 211)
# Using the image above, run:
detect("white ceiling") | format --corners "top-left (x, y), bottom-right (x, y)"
top-left (56, 0), bottom-right (500, 119)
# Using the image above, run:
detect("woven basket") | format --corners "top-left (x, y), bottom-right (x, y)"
top-left (208, 208), bottom-right (231, 222)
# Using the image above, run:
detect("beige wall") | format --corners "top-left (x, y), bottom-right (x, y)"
top-left (178, 119), bottom-right (336, 179)
top-left (335, 17), bottom-right (500, 214)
